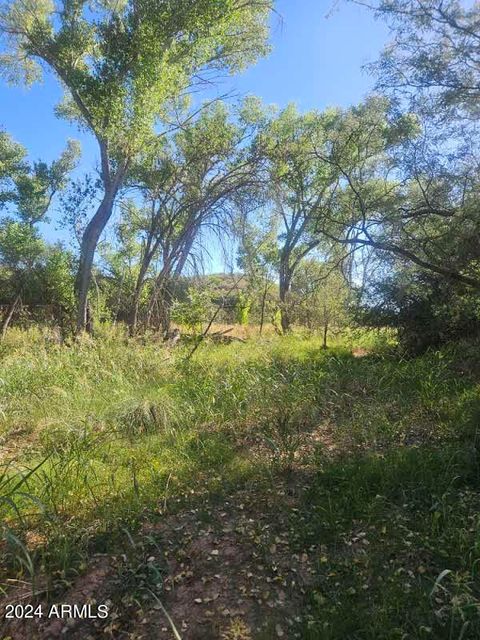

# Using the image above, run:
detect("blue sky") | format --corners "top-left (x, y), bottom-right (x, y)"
top-left (0, 0), bottom-right (389, 259)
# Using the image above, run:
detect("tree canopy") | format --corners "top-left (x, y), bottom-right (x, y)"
top-left (0, 0), bottom-right (273, 329)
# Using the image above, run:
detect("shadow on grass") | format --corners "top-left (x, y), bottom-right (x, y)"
top-left (297, 442), bottom-right (480, 639)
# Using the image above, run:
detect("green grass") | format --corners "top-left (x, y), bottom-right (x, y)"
top-left (296, 444), bottom-right (480, 636)
top-left (1, 326), bottom-right (480, 638)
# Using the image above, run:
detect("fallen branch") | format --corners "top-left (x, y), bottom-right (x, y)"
top-left (185, 275), bottom-right (245, 360)
top-left (210, 327), bottom-right (234, 337)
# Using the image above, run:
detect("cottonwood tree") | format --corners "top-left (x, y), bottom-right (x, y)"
top-left (1, 131), bottom-right (79, 222)
top-left (236, 212), bottom-right (278, 334)
top-left (311, 101), bottom-right (480, 293)
top-left (262, 105), bottom-right (341, 332)
top-left (343, 1), bottom-right (480, 293)
top-left (350, 133), bottom-right (480, 351)
top-left (125, 99), bottom-right (267, 334)
top-left (0, 0), bottom-right (273, 331)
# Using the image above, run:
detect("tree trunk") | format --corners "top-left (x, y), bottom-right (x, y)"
top-left (160, 286), bottom-right (173, 335)
top-left (259, 280), bottom-right (268, 335)
top-left (113, 271), bottom-right (125, 325)
top-left (75, 189), bottom-right (117, 332)
top-left (86, 300), bottom-right (94, 335)
top-left (1, 292), bottom-right (21, 339)
top-left (145, 221), bottom-right (199, 332)
top-left (129, 290), bottom-right (141, 336)
top-left (153, 276), bottom-right (173, 335)
top-left (146, 264), bottom-right (169, 329)
top-left (128, 231), bottom-right (162, 335)
top-left (279, 258), bottom-right (292, 334)
top-left (129, 258), bottom-right (151, 336)
top-left (322, 319), bottom-right (328, 349)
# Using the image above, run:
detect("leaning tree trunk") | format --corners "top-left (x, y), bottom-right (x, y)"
top-left (146, 263), bottom-right (170, 330)
top-left (1, 292), bottom-right (22, 340)
top-left (128, 234), bottom-right (162, 335)
top-left (149, 275), bottom-right (173, 334)
top-left (159, 281), bottom-right (174, 334)
top-left (146, 235), bottom-right (193, 333)
top-left (75, 188), bottom-right (118, 332)
top-left (129, 259), bottom-right (151, 336)
top-left (158, 234), bottom-right (196, 334)
top-left (160, 231), bottom-right (198, 334)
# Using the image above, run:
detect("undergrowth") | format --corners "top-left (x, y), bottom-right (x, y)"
top-left (1, 326), bottom-right (480, 638)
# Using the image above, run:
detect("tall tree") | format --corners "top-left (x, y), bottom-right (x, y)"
top-left (0, 0), bottom-right (273, 330)
top-left (307, 97), bottom-right (480, 289)
top-left (290, 259), bottom-right (349, 347)
top-left (236, 212), bottom-right (278, 335)
top-left (126, 99), bottom-right (266, 334)
top-left (263, 105), bottom-right (340, 332)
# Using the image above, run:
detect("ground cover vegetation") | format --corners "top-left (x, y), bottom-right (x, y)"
top-left (0, 0), bottom-right (480, 638)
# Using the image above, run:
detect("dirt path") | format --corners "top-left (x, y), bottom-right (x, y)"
top-left (1, 480), bottom-right (318, 640)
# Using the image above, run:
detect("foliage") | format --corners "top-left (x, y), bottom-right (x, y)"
top-left (235, 291), bottom-right (252, 326)
top-left (170, 286), bottom-right (214, 334)
top-left (364, 0), bottom-right (480, 120)
top-left (260, 104), bottom-right (341, 330)
top-left (342, 1), bottom-right (480, 348)
top-left (1, 4), bottom-right (480, 636)
top-left (0, 0), bottom-right (273, 328)
top-left (0, 133), bottom-right (78, 330)
top-left (0, 223), bottom-right (77, 321)
top-left (290, 259), bottom-right (350, 339)
top-left (0, 0), bottom-right (272, 148)
top-left (121, 98), bottom-right (268, 333)
top-left (0, 133), bottom-right (79, 224)
top-left (0, 129), bottom-right (27, 205)
top-left (361, 268), bottom-right (480, 353)
top-left (235, 212), bottom-right (278, 330)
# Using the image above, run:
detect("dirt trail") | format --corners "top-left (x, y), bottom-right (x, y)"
top-left (1, 481), bottom-right (318, 640)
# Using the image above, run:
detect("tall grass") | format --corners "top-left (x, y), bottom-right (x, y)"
top-left (1, 326), bottom-right (480, 637)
